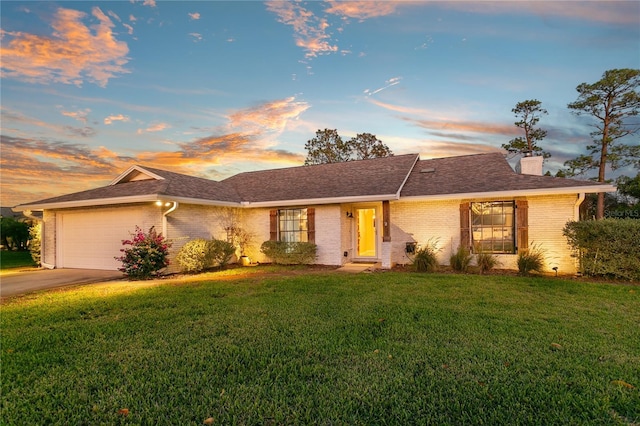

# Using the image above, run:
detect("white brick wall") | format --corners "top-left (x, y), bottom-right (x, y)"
top-left (41, 194), bottom-right (582, 273)
top-left (527, 194), bottom-right (580, 273)
top-left (390, 199), bottom-right (459, 266)
top-left (242, 205), bottom-right (343, 265)
top-left (389, 194), bottom-right (581, 274)
top-left (314, 204), bottom-right (342, 265)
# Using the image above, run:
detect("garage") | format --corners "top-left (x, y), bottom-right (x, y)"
top-left (57, 207), bottom-right (154, 270)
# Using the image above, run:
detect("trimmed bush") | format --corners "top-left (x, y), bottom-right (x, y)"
top-left (450, 245), bottom-right (472, 272)
top-left (115, 226), bottom-right (171, 280)
top-left (176, 239), bottom-right (212, 273)
top-left (563, 218), bottom-right (640, 281)
top-left (260, 241), bottom-right (317, 265)
top-left (210, 239), bottom-right (235, 268)
top-left (517, 243), bottom-right (545, 276)
top-left (412, 240), bottom-right (440, 272)
top-left (177, 238), bottom-right (236, 273)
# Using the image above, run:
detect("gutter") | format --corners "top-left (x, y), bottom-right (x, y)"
top-left (574, 193), bottom-right (585, 221)
top-left (399, 184), bottom-right (617, 202)
top-left (239, 193), bottom-right (399, 208)
top-left (13, 194), bottom-right (242, 212)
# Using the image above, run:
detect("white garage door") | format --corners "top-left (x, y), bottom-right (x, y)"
top-left (58, 208), bottom-right (151, 270)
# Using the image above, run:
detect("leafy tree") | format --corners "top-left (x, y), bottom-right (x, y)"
top-left (616, 173), bottom-right (640, 203)
top-left (349, 133), bottom-right (392, 160)
top-left (0, 217), bottom-right (29, 250)
top-left (502, 99), bottom-right (549, 158)
top-left (565, 68), bottom-right (640, 219)
top-left (304, 129), bottom-right (393, 165)
top-left (304, 129), bottom-right (351, 165)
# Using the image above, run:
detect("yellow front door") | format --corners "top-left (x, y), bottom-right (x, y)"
top-left (356, 208), bottom-right (377, 258)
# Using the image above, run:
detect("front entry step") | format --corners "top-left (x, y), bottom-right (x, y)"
top-left (336, 262), bottom-right (380, 273)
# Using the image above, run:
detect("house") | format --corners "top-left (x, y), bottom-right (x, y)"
top-left (14, 152), bottom-right (615, 274)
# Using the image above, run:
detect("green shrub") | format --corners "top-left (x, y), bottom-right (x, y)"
top-left (475, 250), bottom-right (500, 275)
top-left (176, 238), bottom-right (235, 273)
top-left (260, 241), bottom-right (317, 265)
top-left (29, 223), bottom-right (41, 265)
top-left (115, 226), bottom-right (171, 280)
top-left (412, 239), bottom-right (440, 272)
top-left (209, 239), bottom-right (235, 268)
top-left (517, 243), bottom-right (545, 276)
top-left (176, 239), bottom-right (212, 273)
top-left (450, 245), bottom-right (472, 272)
top-left (563, 218), bottom-right (640, 281)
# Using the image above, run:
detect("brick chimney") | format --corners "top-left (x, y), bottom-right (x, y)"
top-left (516, 155), bottom-right (543, 176)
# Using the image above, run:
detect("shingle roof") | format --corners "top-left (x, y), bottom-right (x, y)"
top-left (140, 166), bottom-right (240, 202)
top-left (26, 166), bottom-right (240, 205)
top-left (400, 153), bottom-right (607, 197)
top-left (223, 154), bottom-right (419, 203)
top-left (16, 152), bottom-right (614, 210)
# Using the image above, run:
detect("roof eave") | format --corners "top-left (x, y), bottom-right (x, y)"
top-left (14, 194), bottom-right (161, 211)
top-left (162, 196), bottom-right (242, 207)
top-left (399, 184), bottom-right (617, 202)
top-left (240, 193), bottom-right (399, 208)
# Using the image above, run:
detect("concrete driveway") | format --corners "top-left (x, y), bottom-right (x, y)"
top-left (0, 268), bottom-right (124, 298)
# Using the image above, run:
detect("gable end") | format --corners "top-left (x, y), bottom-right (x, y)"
top-left (110, 166), bottom-right (166, 185)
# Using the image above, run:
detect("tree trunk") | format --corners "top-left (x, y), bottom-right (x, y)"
top-left (596, 106), bottom-right (611, 220)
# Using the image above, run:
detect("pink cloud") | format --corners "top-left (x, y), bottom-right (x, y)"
top-left (104, 114), bottom-right (130, 125)
top-left (324, 1), bottom-right (400, 20)
top-left (443, 1), bottom-right (638, 26)
top-left (228, 97), bottom-right (310, 133)
top-left (61, 108), bottom-right (91, 124)
top-left (266, 1), bottom-right (338, 58)
top-left (0, 7), bottom-right (130, 87)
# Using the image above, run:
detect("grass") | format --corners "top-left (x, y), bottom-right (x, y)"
top-left (2, 268), bottom-right (639, 424)
top-left (0, 250), bottom-right (36, 270)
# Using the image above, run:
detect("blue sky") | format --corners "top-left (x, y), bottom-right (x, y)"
top-left (1, 0), bottom-right (639, 206)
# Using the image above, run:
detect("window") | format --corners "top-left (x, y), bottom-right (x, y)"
top-left (471, 201), bottom-right (515, 253)
top-left (278, 208), bottom-right (308, 243)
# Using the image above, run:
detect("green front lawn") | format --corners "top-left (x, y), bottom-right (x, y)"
top-left (0, 250), bottom-right (36, 270)
top-left (1, 270), bottom-right (638, 424)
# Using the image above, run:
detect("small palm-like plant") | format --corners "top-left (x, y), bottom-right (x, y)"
top-left (412, 239), bottom-right (440, 272)
top-left (476, 251), bottom-right (500, 274)
top-left (474, 244), bottom-right (500, 274)
top-left (450, 245), bottom-right (472, 272)
top-left (517, 243), bottom-right (545, 276)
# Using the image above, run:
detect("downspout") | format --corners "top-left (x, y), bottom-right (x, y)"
top-left (162, 201), bottom-right (179, 237)
top-left (574, 193), bottom-right (585, 221)
top-left (23, 210), bottom-right (54, 269)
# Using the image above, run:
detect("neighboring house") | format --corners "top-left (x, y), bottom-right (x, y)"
top-left (14, 152), bottom-right (615, 274)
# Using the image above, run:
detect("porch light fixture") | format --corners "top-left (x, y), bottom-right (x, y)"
top-left (346, 212), bottom-right (353, 218)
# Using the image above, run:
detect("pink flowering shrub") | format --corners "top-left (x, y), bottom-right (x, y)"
top-left (115, 226), bottom-right (171, 280)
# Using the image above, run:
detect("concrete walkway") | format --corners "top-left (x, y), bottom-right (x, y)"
top-left (336, 262), bottom-right (379, 273)
top-left (0, 268), bottom-right (124, 298)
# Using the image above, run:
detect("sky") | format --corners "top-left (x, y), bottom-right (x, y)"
top-left (1, 0), bottom-right (639, 207)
